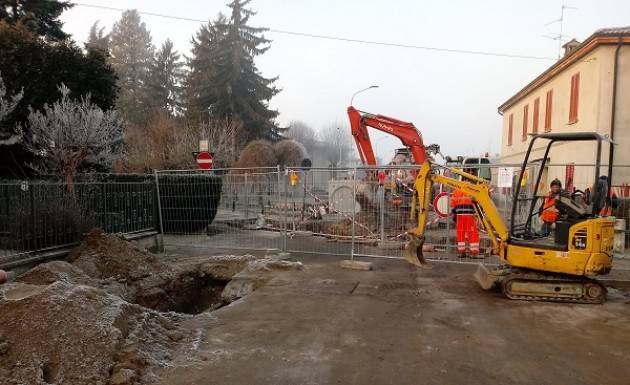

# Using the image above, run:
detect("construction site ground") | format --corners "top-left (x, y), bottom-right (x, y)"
top-left (3, 231), bottom-right (630, 385)
top-left (160, 245), bottom-right (630, 385)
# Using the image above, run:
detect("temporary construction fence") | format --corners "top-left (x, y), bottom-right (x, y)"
top-left (3, 164), bottom-right (630, 269)
top-left (157, 164), bottom-right (630, 267)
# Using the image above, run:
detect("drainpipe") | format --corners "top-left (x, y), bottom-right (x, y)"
top-left (608, 37), bottom-right (623, 190)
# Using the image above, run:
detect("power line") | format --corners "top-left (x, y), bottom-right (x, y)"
top-left (73, 2), bottom-right (556, 61)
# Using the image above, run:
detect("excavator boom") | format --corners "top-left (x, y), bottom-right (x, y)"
top-left (403, 161), bottom-right (509, 266)
top-left (348, 106), bottom-right (427, 165)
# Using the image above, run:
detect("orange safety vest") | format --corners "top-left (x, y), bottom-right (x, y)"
top-left (541, 193), bottom-right (559, 223)
top-left (451, 190), bottom-right (474, 214)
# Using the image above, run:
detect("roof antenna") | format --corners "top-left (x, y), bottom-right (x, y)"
top-left (543, 4), bottom-right (578, 59)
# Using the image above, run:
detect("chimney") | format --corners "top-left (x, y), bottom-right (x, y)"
top-left (562, 39), bottom-right (581, 57)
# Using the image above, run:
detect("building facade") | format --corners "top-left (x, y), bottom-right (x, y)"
top-left (499, 27), bottom-right (630, 192)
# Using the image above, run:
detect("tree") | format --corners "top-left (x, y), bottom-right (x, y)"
top-left (185, 1), bottom-right (281, 148)
top-left (0, 22), bottom-right (117, 139)
top-left (286, 120), bottom-right (317, 156)
top-left (0, 0), bottom-right (72, 40)
top-left (146, 39), bottom-right (184, 115)
top-left (120, 112), bottom-right (239, 172)
top-left (86, 21), bottom-right (109, 53)
top-left (21, 85), bottom-right (124, 192)
top-left (184, 14), bottom-right (227, 124)
top-left (0, 73), bottom-right (23, 144)
top-left (317, 124), bottom-right (355, 167)
top-left (109, 9), bottom-right (154, 125)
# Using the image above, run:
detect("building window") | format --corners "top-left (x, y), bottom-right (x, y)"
top-left (522, 104), bottom-right (528, 141)
top-left (544, 89), bottom-right (553, 132)
top-left (508, 114), bottom-right (513, 146)
top-left (569, 72), bottom-right (580, 124)
top-left (532, 97), bottom-right (540, 134)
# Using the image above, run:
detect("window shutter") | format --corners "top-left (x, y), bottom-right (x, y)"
top-left (508, 114), bottom-right (513, 146)
top-left (522, 105), bottom-right (528, 141)
top-left (544, 90), bottom-right (553, 132)
top-left (533, 98), bottom-right (540, 134)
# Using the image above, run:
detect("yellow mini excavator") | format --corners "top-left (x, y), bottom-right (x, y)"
top-left (404, 132), bottom-right (615, 303)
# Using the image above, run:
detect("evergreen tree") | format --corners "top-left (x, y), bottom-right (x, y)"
top-left (146, 39), bottom-right (184, 115)
top-left (217, 0), bottom-right (281, 142)
top-left (185, 1), bottom-right (281, 147)
top-left (109, 9), bottom-right (154, 126)
top-left (86, 21), bottom-right (109, 54)
top-left (0, 0), bottom-right (72, 40)
top-left (184, 14), bottom-right (226, 124)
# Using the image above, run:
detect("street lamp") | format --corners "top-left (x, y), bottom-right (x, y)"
top-left (350, 85), bottom-right (379, 106)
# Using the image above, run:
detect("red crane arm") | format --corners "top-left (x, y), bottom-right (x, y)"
top-left (347, 106), bottom-right (427, 165)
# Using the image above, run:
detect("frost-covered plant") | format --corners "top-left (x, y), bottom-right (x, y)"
top-left (21, 84), bottom-right (124, 192)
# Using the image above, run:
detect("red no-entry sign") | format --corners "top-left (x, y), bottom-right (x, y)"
top-left (196, 151), bottom-right (213, 169)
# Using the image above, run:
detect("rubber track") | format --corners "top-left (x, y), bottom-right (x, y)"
top-left (501, 268), bottom-right (607, 304)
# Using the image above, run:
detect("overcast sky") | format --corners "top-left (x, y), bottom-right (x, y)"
top-left (60, 0), bottom-right (630, 162)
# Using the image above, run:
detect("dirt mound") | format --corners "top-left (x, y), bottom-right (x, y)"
top-left (0, 281), bottom-right (191, 385)
top-left (17, 260), bottom-right (94, 285)
top-left (70, 229), bottom-right (166, 280)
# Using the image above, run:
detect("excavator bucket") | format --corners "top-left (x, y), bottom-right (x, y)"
top-left (404, 234), bottom-right (431, 268)
top-left (474, 264), bottom-right (500, 290)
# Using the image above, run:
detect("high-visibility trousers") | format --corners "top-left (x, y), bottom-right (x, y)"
top-left (456, 213), bottom-right (479, 255)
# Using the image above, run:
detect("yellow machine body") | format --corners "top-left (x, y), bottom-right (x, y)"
top-left (504, 218), bottom-right (614, 277)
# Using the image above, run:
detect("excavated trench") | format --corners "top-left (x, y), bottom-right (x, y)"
top-left (135, 272), bottom-right (230, 315)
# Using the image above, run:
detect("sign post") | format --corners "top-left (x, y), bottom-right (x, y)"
top-left (196, 151), bottom-right (213, 170)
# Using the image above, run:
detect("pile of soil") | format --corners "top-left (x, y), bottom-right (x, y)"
top-left (0, 281), bottom-right (190, 385)
top-left (69, 229), bottom-right (167, 281)
top-left (0, 230), bottom-right (304, 385)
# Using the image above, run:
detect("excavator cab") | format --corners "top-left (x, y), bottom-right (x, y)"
top-left (490, 133), bottom-right (616, 303)
top-left (508, 132), bottom-right (614, 252)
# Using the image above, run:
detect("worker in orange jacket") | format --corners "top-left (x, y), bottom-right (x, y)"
top-left (540, 179), bottom-right (562, 236)
top-left (451, 189), bottom-right (479, 256)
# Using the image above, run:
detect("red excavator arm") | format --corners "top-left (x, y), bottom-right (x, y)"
top-left (347, 106), bottom-right (427, 165)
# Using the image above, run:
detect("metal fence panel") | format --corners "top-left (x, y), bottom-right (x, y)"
top-left (157, 168), bottom-right (283, 254)
top-left (0, 180), bottom-right (157, 265)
